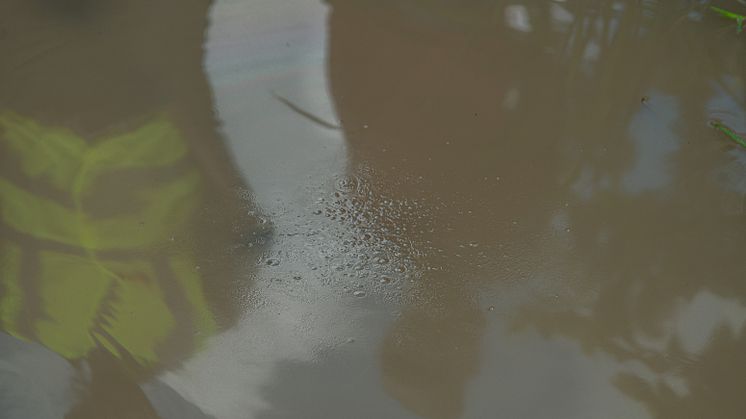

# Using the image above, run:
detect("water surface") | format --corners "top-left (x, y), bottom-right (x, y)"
top-left (1, 1), bottom-right (746, 418)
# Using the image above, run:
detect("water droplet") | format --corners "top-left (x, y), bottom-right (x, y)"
top-left (488, 306), bottom-right (495, 312)
top-left (353, 290), bottom-right (367, 298)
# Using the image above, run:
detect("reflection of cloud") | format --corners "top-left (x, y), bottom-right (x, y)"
top-left (463, 321), bottom-right (651, 419)
top-left (673, 291), bottom-right (746, 355)
top-left (623, 92), bottom-right (680, 194)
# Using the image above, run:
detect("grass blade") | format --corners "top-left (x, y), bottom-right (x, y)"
top-left (710, 120), bottom-right (746, 148)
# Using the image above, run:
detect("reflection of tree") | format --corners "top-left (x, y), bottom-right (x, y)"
top-left (0, 1), bottom-right (264, 417)
top-left (325, 0), bottom-right (746, 418)
top-left (515, 2), bottom-right (746, 419)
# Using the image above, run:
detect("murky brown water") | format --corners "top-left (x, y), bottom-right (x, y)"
top-left (2, 1), bottom-right (746, 418)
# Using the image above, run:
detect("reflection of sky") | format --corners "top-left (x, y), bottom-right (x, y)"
top-left (206, 0), bottom-right (326, 86)
top-left (623, 92), bottom-right (680, 194)
top-left (161, 2), bottom-right (408, 418)
top-left (550, 2), bottom-right (574, 29)
top-left (205, 0), bottom-right (345, 209)
top-left (463, 321), bottom-right (651, 419)
top-left (0, 333), bottom-right (78, 419)
top-left (505, 5), bottom-right (532, 32)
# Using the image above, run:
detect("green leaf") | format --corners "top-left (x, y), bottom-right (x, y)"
top-left (710, 6), bottom-right (746, 21)
top-left (86, 117), bottom-right (188, 174)
top-left (1, 113), bottom-right (87, 190)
